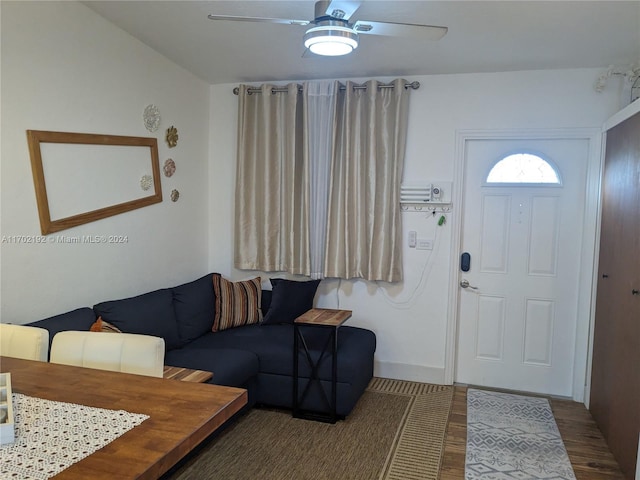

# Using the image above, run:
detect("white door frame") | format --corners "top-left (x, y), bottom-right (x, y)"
top-left (444, 128), bottom-right (603, 403)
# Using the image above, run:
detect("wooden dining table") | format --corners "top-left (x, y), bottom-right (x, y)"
top-left (0, 356), bottom-right (247, 479)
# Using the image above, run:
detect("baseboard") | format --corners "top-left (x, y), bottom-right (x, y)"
top-left (374, 361), bottom-right (447, 385)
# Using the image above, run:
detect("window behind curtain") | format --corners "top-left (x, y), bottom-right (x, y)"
top-left (234, 79), bottom-right (412, 282)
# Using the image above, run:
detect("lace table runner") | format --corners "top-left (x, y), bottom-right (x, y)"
top-left (1, 393), bottom-right (149, 480)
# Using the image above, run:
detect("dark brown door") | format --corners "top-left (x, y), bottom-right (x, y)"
top-left (590, 110), bottom-right (640, 479)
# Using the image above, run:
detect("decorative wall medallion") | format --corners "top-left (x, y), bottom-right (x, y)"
top-left (163, 158), bottom-right (176, 177)
top-left (140, 174), bottom-right (153, 191)
top-left (143, 104), bottom-right (161, 132)
top-left (166, 126), bottom-right (178, 148)
top-left (170, 189), bottom-right (180, 202)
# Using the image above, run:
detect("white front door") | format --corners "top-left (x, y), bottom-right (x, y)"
top-left (455, 138), bottom-right (589, 397)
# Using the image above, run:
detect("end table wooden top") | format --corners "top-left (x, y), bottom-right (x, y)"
top-left (163, 365), bottom-right (213, 383)
top-left (294, 308), bottom-right (352, 327)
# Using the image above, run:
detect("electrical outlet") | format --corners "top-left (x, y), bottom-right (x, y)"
top-left (416, 238), bottom-right (433, 250)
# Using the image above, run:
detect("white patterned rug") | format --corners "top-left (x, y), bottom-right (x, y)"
top-left (465, 388), bottom-right (576, 480)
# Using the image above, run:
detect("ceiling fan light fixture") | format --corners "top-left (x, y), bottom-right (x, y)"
top-left (303, 24), bottom-right (358, 56)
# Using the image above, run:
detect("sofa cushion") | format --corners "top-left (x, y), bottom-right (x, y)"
top-left (261, 278), bottom-right (321, 325)
top-left (188, 324), bottom-right (376, 384)
top-left (164, 347), bottom-right (259, 388)
top-left (93, 289), bottom-right (181, 350)
top-left (172, 274), bottom-right (215, 344)
top-left (27, 307), bottom-right (97, 355)
top-left (261, 289), bottom-right (272, 314)
top-left (212, 275), bottom-right (262, 332)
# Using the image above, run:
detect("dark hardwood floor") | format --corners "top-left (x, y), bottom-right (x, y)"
top-left (439, 386), bottom-right (626, 480)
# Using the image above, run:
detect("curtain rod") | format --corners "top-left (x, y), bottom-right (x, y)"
top-left (233, 81), bottom-right (420, 95)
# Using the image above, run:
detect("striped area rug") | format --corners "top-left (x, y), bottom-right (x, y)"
top-left (369, 378), bottom-right (453, 480)
top-left (167, 378), bottom-right (453, 480)
top-left (465, 388), bottom-right (576, 480)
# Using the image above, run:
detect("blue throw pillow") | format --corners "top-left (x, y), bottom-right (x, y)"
top-left (261, 278), bottom-right (321, 325)
top-left (172, 274), bottom-right (215, 344)
top-left (94, 289), bottom-right (181, 350)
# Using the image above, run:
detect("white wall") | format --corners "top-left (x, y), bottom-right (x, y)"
top-left (1, 1), bottom-right (210, 323)
top-left (0, 0), bottom-right (625, 384)
top-left (209, 69), bottom-right (621, 383)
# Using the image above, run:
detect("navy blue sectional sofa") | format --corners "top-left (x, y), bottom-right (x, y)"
top-left (28, 273), bottom-right (376, 418)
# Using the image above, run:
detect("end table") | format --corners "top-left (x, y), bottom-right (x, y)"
top-left (292, 308), bottom-right (352, 423)
top-left (163, 365), bottom-right (213, 383)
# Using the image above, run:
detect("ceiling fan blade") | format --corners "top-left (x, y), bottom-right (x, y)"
top-left (353, 20), bottom-right (447, 40)
top-left (323, 0), bottom-right (361, 21)
top-left (207, 14), bottom-right (310, 26)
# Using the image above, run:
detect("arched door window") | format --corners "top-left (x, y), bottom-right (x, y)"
top-left (486, 153), bottom-right (562, 185)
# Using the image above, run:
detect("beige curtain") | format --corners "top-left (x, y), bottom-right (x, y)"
top-left (234, 83), bottom-right (310, 274)
top-left (324, 79), bottom-right (410, 282)
top-left (234, 79), bottom-right (411, 282)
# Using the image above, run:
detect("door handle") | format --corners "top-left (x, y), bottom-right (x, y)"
top-left (460, 279), bottom-right (478, 290)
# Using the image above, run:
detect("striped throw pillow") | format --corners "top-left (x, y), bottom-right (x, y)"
top-left (212, 275), bottom-right (262, 332)
top-left (89, 316), bottom-right (122, 333)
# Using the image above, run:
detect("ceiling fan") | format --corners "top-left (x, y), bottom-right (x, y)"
top-left (207, 0), bottom-right (448, 57)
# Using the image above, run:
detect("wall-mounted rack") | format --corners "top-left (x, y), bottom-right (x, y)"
top-left (400, 182), bottom-right (453, 213)
top-left (400, 204), bottom-right (452, 213)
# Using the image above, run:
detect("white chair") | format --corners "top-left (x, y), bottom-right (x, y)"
top-left (0, 323), bottom-right (50, 361)
top-left (50, 331), bottom-right (165, 378)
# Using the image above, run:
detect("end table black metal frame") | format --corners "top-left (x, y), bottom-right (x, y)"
top-left (292, 323), bottom-right (341, 423)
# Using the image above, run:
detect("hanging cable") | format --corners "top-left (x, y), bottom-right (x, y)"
top-left (375, 214), bottom-right (443, 309)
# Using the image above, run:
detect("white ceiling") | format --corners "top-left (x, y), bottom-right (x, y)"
top-left (84, 1), bottom-right (640, 85)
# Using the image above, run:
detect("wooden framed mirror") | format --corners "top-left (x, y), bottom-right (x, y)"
top-left (27, 130), bottom-right (163, 235)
